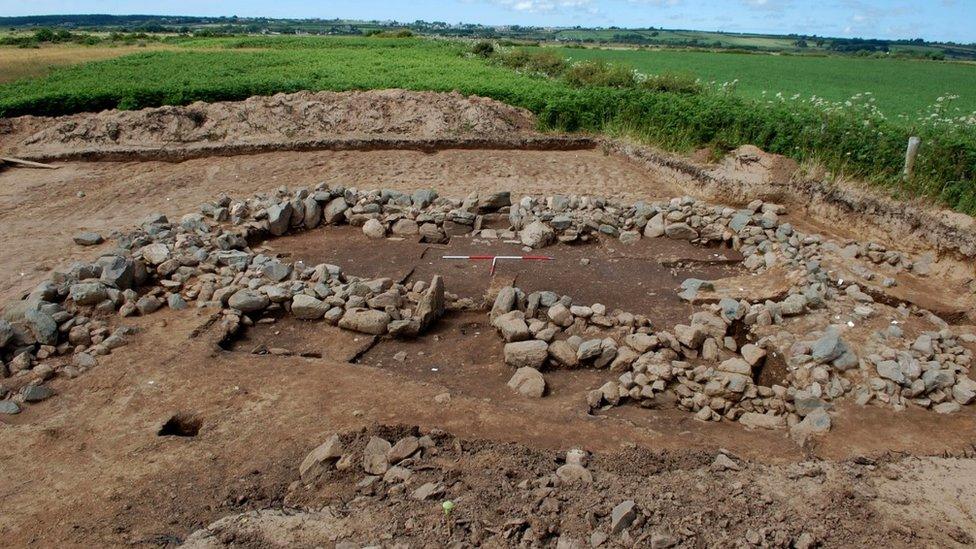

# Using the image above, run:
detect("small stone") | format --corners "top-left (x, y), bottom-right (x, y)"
top-left (299, 434), bottom-right (344, 483)
top-left (740, 344), bottom-right (766, 366)
top-left (610, 500), bottom-right (638, 534)
top-left (362, 436), bottom-right (392, 475)
top-left (411, 482), bottom-right (443, 500)
top-left (556, 463), bottom-right (593, 484)
top-left (711, 453), bottom-right (741, 472)
top-left (387, 436), bottom-right (420, 463)
top-left (22, 385), bottom-right (55, 402)
top-left (790, 408), bottom-right (831, 446)
top-left (738, 412), bottom-right (785, 430)
top-left (0, 400), bottom-right (20, 414)
top-left (73, 232), bottom-right (104, 246)
top-left (934, 402), bottom-right (961, 414)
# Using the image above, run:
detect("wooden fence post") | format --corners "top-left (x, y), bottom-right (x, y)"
top-left (903, 136), bottom-right (920, 180)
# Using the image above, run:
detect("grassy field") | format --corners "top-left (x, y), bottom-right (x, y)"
top-left (0, 43), bottom-right (176, 83)
top-left (0, 36), bottom-right (973, 214)
top-left (536, 46), bottom-right (976, 120)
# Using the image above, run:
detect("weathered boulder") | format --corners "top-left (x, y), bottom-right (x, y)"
top-left (228, 289), bottom-right (270, 313)
top-left (507, 367), bottom-right (546, 397)
top-left (267, 202), bottom-right (294, 236)
top-left (520, 220), bottom-right (555, 249)
top-left (504, 340), bottom-right (549, 369)
top-left (493, 311), bottom-right (530, 342)
top-left (70, 282), bottom-right (108, 306)
top-left (339, 308), bottom-right (391, 335)
top-left (292, 295), bottom-right (329, 320)
top-left (363, 219), bottom-right (386, 239)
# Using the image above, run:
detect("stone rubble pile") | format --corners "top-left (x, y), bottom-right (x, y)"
top-left (2, 183), bottom-right (973, 431)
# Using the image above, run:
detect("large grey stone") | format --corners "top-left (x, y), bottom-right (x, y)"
top-left (643, 213), bottom-right (665, 238)
top-left (0, 400), bottom-right (20, 414)
top-left (140, 243), bottom-right (171, 265)
top-left (811, 328), bottom-right (846, 364)
top-left (322, 197), bottom-right (349, 224)
top-left (665, 223), bottom-right (697, 240)
top-left (362, 219), bottom-right (386, 239)
top-left (413, 275), bottom-right (445, 333)
top-left (493, 311), bottom-right (530, 342)
top-left (267, 202), bottom-right (294, 236)
top-left (338, 308), bottom-right (391, 335)
top-left (790, 408), bottom-right (831, 446)
top-left (490, 286), bottom-right (517, 321)
top-left (508, 367), bottom-right (546, 397)
top-left (548, 340), bottom-right (579, 368)
top-left (70, 282), bottom-right (108, 306)
top-left (22, 384), bottom-right (54, 402)
top-left (292, 295), bottom-right (329, 320)
top-left (520, 220), bottom-right (554, 249)
top-left (303, 196), bottom-right (322, 229)
top-left (25, 309), bottom-right (57, 346)
top-left (504, 340), bottom-right (549, 369)
top-left (97, 255), bottom-right (135, 289)
top-left (228, 289), bottom-right (270, 313)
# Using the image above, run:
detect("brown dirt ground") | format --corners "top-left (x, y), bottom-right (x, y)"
top-left (2, 95), bottom-right (976, 547)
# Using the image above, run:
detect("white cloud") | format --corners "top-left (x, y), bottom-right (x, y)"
top-left (493, 0), bottom-right (594, 12)
top-left (741, 0), bottom-right (793, 11)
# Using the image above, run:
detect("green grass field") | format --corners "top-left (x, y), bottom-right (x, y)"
top-left (0, 36), bottom-right (973, 214)
top-left (536, 46), bottom-right (976, 120)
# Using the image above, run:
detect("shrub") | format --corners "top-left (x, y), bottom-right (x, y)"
top-left (499, 49), bottom-right (568, 77)
top-left (471, 41), bottom-right (494, 58)
top-left (639, 72), bottom-right (702, 94)
top-left (563, 60), bottom-right (636, 88)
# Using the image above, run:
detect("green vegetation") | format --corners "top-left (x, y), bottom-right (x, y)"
top-left (0, 36), bottom-right (973, 215)
top-left (2, 14), bottom-right (975, 60)
top-left (535, 46), bottom-right (976, 119)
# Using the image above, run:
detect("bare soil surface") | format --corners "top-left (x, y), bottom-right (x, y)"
top-left (2, 92), bottom-right (976, 548)
top-left (0, 90), bottom-right (537, 157)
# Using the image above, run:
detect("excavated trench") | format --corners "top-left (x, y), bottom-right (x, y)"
top-left (225, 224), bottom-right (747, 404)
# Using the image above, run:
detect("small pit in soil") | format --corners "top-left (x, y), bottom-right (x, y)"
top-left (158, 413), bottom-right (203, 437)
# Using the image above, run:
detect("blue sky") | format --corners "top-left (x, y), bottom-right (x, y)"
top-left (2, 0), bottom-right (974, 43)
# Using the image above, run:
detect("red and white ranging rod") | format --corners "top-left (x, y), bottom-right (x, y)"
top-left (442, 255), bottom-right (555, 275)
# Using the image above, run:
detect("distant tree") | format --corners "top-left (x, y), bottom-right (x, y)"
top-left (794, 39), bottom-right (808, 48)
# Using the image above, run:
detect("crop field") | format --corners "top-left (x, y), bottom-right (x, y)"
top-left (537, 46), bottom-right (976, 119)
top-left (0, 36), bottom-right (974, 213)
top-left (0, 43), bottom-right (175, 83)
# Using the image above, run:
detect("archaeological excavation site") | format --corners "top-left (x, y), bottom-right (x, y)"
top-left (1, 90), bottom-right (976, 548)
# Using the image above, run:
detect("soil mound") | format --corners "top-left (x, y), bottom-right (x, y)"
top-left (0, 89), bottom-right (537, 156)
